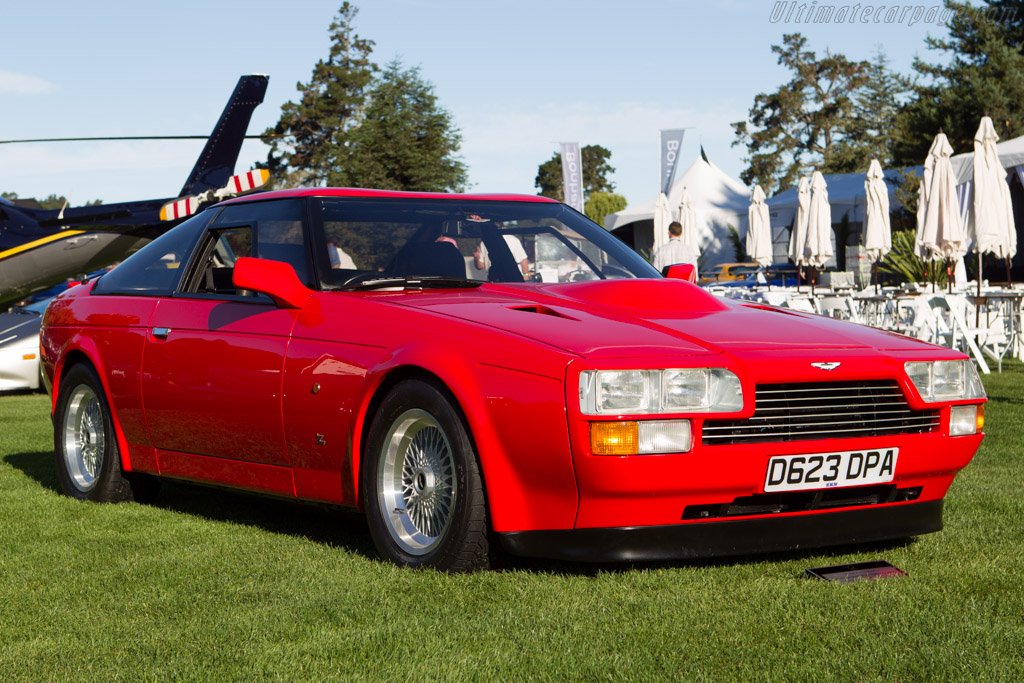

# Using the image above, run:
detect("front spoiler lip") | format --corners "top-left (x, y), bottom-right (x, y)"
top-left (497, 500), bottom-right (943, 563)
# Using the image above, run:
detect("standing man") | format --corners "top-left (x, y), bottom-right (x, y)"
top-left (652, 221), bottom-right (698, 275)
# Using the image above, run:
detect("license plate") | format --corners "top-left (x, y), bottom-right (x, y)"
top-left (763, 448), bottom-right (898, 493)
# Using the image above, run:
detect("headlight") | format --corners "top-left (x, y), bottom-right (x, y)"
top-left (579, 368), bottom-right (742, 415)
top-left (904, 360), bottom-right (986, 402)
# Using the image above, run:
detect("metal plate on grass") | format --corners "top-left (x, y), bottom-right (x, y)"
top-left (805, 560), bottom-right (907, 583)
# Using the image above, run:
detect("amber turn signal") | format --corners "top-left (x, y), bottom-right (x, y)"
top-left (591, 421), bottom-right (638, 456)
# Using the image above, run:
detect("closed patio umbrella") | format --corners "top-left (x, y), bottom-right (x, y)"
top-left (918, 132), bottom-right (966, 291)
top-left (804, 171), bottom-right (833, 294)
top-left (746, 185), bottom-right (772, 287)
top-left (863, 159), bottom-right (892, 293)
top-left (971, 116), bottom-right (1017, 287)
top-left (788, 176), bottom-right (811, 290)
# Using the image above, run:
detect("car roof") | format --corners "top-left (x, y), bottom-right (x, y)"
top-left (220, 187), bottom-right (560, 205)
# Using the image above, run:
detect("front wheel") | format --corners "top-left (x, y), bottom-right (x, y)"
top-left (363, 379), bottom-right (490, 572)
top-left (54, 363), bottom-right (136, 502)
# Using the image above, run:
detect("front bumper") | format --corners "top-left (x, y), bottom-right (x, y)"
top-left (497, 499), bottom-right (943, 562)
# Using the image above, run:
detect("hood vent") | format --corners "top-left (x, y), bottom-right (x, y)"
top-left (509, 305), bottom-right (577, 321)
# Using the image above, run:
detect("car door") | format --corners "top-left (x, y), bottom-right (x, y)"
top-left (142, 198), bottom-right (313, 469)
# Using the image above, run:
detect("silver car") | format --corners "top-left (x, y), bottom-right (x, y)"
top-left (0, 296), bottom-right (51, 391)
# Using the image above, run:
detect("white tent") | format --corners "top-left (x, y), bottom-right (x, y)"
top-left (762, 135), bottom-right (1024, 234)
top-left (766, 168), bottom-right (908, 229)
top-left (604, 157), bottom-right (751, 267)
top-left (766, 168), bottom-right (908, 271)
top-left (951, 132), bottom-right (1024, 184)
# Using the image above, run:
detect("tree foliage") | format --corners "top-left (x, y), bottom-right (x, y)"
top-left (879, 228), bottom-right (950, 285)
top-left (583, 191), bottom-right (627, 227)
top-left (731, 33), bottom-right (872, 194)
top-left (535, 145), bottom-right (615, 201)
top-left (262, 3), bottom-right (375, 188)
top-left (340, 61), bottom-right (468, 192)
top-left (831, 49), bottom-right (910, 170)
top-left (264, 5), bottom-right (466, 192)
top-left (892, 0), bottom-right (1024, 166)
top-left (262, 2), bottom-right (374, 188)
top-left (1, 192), bottom-right (101, 209)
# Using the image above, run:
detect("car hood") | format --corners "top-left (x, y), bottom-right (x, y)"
top-left (385, 280), bottom-right (932, 358)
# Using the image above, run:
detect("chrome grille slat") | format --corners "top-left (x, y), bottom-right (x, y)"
top-left (702, 380), bottom-right (940, 445)
top-left (705, 415), bottom-right (940, 431)
top-left (706, 422), bottom-right (939, 439)
top-left (732, 411), bottom-right (936, 424)
top-left (752, 404), bottom-right (911, 416)
top-left (757, 396), bottom-right (903, 405)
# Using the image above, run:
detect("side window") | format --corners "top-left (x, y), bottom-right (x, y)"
top-left (212, 199), bottom-right (313, 287)
top-left (188, 227), bottom-right (253, 296)
top-left (92, 211), bottom-right (212, 296)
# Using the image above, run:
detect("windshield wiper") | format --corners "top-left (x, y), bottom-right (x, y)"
top-left (341, 276), bottom-right (482, 291)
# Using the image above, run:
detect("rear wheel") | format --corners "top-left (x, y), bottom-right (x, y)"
top-left (363, 379), bottom-right (489, 572)
top-left (54, 363), bottom-right (148, 502)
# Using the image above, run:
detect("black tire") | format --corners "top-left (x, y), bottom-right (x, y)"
top-left (362, 379), bottom-right (490, 572)
top-left (54, 363), bottom-right (142, 503)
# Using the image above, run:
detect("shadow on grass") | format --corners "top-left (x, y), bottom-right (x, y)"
top-left (6, 449), bottom-right (917, 576)
top-left (2, 450), bottom-right (377, 561)
top-left (499, 537), bottom-right (917, 578)
top-left (152, 480), bottom-right (377, 559)
top-left (4, 451), bottom-right (61, 493)
top-left (986, 391), bottom-right (1024, 406)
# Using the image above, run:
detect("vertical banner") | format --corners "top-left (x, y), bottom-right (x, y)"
top-left (559, 142), bottom-right (584, 213)
top-left (660, 129), bottom-right (687, 195)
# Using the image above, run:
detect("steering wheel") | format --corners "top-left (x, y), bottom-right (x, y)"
top-left (337, 271), bottom-right (382, 286)
top-left (565, 268), bottom-right (594, 282)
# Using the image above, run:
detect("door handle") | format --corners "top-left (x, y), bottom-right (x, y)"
top-left (152, 327), bottom-right (171, 339)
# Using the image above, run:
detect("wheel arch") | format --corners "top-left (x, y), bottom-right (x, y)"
top-left (52, 339), bottom-right (135, 473)
top-left (349, 339), bottom-right (578, 534)
top-left (353, 361), bottom-right (484, 512)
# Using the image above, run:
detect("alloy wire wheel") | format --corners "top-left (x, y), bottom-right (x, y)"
top-left (364, 380), bottom-right (490, 572)
top-left (54, 363), bottom-right (134, 502)
top-left (378, 409), bottom-right (456, 554)
top-left (62, 383), bottom-right (106, 493)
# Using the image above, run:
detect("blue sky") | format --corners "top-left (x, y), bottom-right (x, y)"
top-left (0, 0), bottom-right (955, 207)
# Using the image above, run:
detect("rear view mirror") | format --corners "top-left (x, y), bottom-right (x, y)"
top-left (232, 257), bottom-right (313, 309)
top-left (665, 263), bottom-right (698, 283)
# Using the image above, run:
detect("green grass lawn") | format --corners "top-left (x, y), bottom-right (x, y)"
top-left (2, 366), bottom-right (1023, 681)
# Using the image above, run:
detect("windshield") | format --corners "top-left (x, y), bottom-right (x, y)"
top-left (311, 198), bottom-right (659, 289)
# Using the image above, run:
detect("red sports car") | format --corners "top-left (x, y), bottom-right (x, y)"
top-left (40, 188), bottom-right (986, 571)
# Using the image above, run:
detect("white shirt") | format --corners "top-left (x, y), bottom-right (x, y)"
top-left (477, 235), bottom-right (529, 272)
top-left (652, 237), bottom-right (698, 273)
top-left (328, 244), bottom-right (357, 269)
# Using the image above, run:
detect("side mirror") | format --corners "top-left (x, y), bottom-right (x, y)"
top-left (665, 263), bottom-right (698, 283)
top-left (232, 257), bottom-right (313, 309)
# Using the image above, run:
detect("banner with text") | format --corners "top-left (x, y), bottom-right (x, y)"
top-left (559, 142), bottom-right (584, 213)
top-left (660, 129), bottom-right (687, 195)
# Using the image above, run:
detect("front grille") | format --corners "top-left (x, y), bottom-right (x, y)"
top-left (702, 380), bottom-right (940, 445)
top-left (681, 485), bottom-right (923, 520)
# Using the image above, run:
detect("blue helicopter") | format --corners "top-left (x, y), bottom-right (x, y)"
top-left (0, 74), bottom-right (269, 309)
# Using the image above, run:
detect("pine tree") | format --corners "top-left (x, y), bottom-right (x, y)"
top-left (830, 49), bottom-right (910, 170)
top-left (341, 61), bottom-right (468, 192)
top-left (892, 0), bottom-right (1024, 166)
top-left (262, 2), bottom-right (375, 187)
top-left (731, 33), bottom-right (870, 194)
